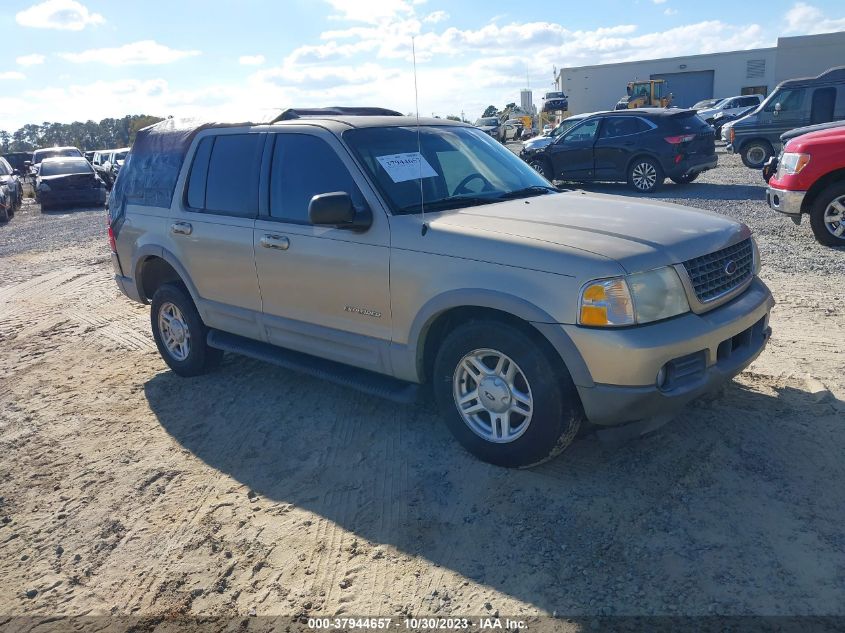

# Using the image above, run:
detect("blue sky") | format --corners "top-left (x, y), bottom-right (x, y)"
top-left (1, 0), bottom-right (844, 130)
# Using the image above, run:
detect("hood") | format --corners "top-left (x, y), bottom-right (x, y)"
top-left (423, 190), bottom-right (749, 274)
top-left (523, 137), bottom-right (554, 152)
top-left (477, 125), bottom-right (498, 132)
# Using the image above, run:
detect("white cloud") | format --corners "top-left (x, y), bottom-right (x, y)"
top-left (423, 10), bottom-right (448, 23)
top-left (325, 0), bottom-right (415, 23)
top-left (652, 0), bottom-right (667, 3)
top-left (239, 54), bottom-right (266, 66)
top-left (16, 0), bottom-right (104, 31)
top-left (16, 54), bottom-right (46, 67)
top-left (784, 2), bottom-right (845, 34)
top-left (664, 8), bottom-right (678, 15)
top-left (0, 72), bottom-right (26, 81)
top-left (59, 41), bottom-right (201, 66)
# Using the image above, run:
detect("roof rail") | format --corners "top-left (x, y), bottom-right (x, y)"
top-left (271, 107), bottom-right (404, 123)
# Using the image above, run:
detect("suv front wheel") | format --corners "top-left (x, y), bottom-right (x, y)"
top-left (151, 282), bottom-right (223, 376)
top-left (740, 140), bottom-right (773, 168)
top-left (432, 320), bottom-right (582, 468)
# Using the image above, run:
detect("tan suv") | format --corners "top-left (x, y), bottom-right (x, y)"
top-left (108, 108), bottom-right (774, 468)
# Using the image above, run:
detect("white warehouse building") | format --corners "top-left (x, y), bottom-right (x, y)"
top-left (557, 31), bottom-right (845, 114)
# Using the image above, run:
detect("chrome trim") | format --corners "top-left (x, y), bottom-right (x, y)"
top-left (766, 186), bottom-right (805, 216)
top-left (673, 234), bottom-right (755, 315)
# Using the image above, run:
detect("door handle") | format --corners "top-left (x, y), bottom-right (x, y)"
top-left (171, 222), bottom-right (192, 236)
top-left (260, 234), bottom-right (290, 250)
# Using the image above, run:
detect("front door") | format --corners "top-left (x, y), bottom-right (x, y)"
top-left (253, 130), bottom-right (393, 374)
top-left (760, 87), bottom-right (808, 140)
top-left (167, 131), bottom-right (265, 340)
top-left (546, 118), bottom-right (601, 181)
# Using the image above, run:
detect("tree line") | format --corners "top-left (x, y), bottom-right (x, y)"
top-left (0, 115), bottom-right (164, 155)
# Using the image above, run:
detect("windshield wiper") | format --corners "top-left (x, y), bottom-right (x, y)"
top-left (397, 196), bottom-right (496, 214)
top-left (495, 186), bottom-right (558, 200)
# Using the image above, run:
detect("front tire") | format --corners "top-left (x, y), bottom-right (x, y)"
top-left (740, 140), bottom-right (773, 169)
top-left (528, 157), bottom-right (553, 181)
top-left (151, 282), bottom-right (223, 377)
top-left (628, 157), bottom-right (664, 193)
top-left (809, 181), bottom-right (845, 247)
top-left (432, 320), bottom-right (582, 468)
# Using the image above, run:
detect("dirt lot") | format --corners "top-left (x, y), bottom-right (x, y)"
top-left (1, 149), bottom-right (844, 627)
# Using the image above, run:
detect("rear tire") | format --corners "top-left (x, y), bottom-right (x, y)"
top-left (151, 282), bottom-right (223, 377)
top-left (627, 157), bottom-right (664, 193)
top-left (740, 140), bottom-right (773, 169)
top-left (0, 205), bottom-right (8, 222)
top-left (809, 181), bottom-right (845, 247)
top-left (432, 319), bottom-right (582, 468)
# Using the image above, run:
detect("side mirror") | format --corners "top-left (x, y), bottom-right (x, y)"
top-left (773, 103), bottom-right (781, 116)
top-left (308, 192), bottom-right (371, 231)
top-left (12, 169), bottom-right (20, 176)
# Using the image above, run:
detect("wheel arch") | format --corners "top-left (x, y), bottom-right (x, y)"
top-left (801, 168), bottom-right (845, 214)
top-left (625, 152), bottom-right (662, 173)
top-left (133, 246), bottom-right (200, 305)
top-left (407, 289), bottom-right (594, 389)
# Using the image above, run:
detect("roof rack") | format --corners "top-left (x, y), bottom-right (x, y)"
top-left (270, 107), bottom-right (404, 123)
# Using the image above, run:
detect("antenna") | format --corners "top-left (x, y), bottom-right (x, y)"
top-left (412, 36), bottom-right (426, 236)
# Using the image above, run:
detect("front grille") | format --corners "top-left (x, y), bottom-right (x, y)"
top-left (682, 238), bottom-right (753, 303)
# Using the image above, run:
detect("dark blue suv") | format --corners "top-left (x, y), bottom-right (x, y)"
top-left (522, 109), bottom-right (717, 193)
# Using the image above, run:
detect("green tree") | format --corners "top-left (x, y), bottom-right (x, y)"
top-left (482, 105), bottom-right (498, 118)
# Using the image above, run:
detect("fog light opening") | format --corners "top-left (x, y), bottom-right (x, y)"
top-left (656, 365), bottom-right (668, 389)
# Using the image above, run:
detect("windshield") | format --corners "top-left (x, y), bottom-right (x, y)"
top-left (33, 148), bottom-right (82, 164)
top-left (550, 117), bottom-right (584, 137)
top-left (343, 126), bottom-right (555, 215)
top-left (545, 92), bottom-right (565, 99)
top-left (475, 118), bottom-right (498, 126)
top-left (40, 159), bottom-right (92, 176)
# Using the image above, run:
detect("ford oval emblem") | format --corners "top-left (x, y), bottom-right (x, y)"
top-left (724, 260), bottom-right (738, 276)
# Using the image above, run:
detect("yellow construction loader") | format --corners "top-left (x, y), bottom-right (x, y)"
top-left (615, 79), bottom-right (673, 109)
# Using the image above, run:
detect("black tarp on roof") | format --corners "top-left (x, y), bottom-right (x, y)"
top-left (109, 117), bottom-right (252, 220)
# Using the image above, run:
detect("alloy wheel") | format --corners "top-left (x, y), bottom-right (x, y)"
top-left (158, 302), bottom-right (191, 361)
top-left (632, 162), bottom-right (657, 191)
top-left (823, 195), bottom-right (845, 239)
top-left (452, 348), bottom-right (533, 443)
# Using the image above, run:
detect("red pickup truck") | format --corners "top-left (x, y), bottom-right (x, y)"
top-left (766, 125), bottom-right (845, 246)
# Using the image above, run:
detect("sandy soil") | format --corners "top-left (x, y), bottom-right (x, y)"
top-left (1, 181), bottom-right (844, 627)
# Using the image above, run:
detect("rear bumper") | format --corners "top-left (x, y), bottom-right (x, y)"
top-left (114, 273), bottom-right (143, 303)
top-left (670, 154), bottom-right (718, 177)
top-left (562, 277), bottom-right (774, 428)
top-left (766, 186), bottom-right (805, 217)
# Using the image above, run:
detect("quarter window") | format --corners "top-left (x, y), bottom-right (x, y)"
top-left (269, 134), bottom-right (363, 223)
top-left (185, 133), bottom-right (262, 216)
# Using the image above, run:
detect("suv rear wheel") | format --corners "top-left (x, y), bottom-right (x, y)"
top-left (628, 157), bottom-right (664, 193)
top-left (151, 282), bottom-right (223, 376)
top-left (809, 181), bottom-right (845, 247)
top-left (740, 140), bottom-right (773, 168)
top-left (432, 320), bottom-right (582, 468)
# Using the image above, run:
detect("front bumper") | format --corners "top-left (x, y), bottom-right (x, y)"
top-left (563, 277), bottom-right (774, 429)
top-left (39, 188), bottom-right (107, 207)
top-left (766, 186), bottom-right (805, 217)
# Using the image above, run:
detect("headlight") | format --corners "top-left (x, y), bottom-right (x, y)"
top-left (579, 266), bottom-right (690, 327)
top-left (778, 152), bottom-right (810, 176)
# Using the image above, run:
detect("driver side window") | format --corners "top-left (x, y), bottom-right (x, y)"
top-left (561, 119), bottom-right (600, 144)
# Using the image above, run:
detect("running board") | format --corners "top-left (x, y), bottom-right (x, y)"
top-left (207, 329), bottom-right (420, 405)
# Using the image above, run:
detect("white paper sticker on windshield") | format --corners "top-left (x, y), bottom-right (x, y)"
top-left (375, 152), bottom-right (438, 183)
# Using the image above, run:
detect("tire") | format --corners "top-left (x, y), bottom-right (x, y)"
top-left (150, 282), bottom-right (223, 377)
top-left (0, 205), bottom-right (8, 223)
top-left (627, 156), bottom-right (664, 193)
top-left (740, 140), bottom-right (773, 169)
top-left (432, 319), bottom-right (583, 468)
top-left (671, 172), bottom-right (698, 185)
top-left (809, 180), bottom-right (845, 247)
top-left (528, 157), bottom-right (553, 181)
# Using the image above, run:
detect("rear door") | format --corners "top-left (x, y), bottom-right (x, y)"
top-left (547, 117), bottom-right (601, 180)
top-left (166, 131), bottom-right (265, 340)
top-left (593, 116), bottom-right (652, 179)
top-left (253, 129), bottom-right (393, 374)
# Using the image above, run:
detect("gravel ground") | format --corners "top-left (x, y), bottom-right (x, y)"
top-left (1, 149), bottom-right (844, 628)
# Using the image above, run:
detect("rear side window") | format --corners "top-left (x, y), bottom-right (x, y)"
top-left (269, 134), bottom-right (363, 223)
top-left (186, 133), bottom-right (262, 216)
top-left (600, 117), bottom-right (649, 138)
